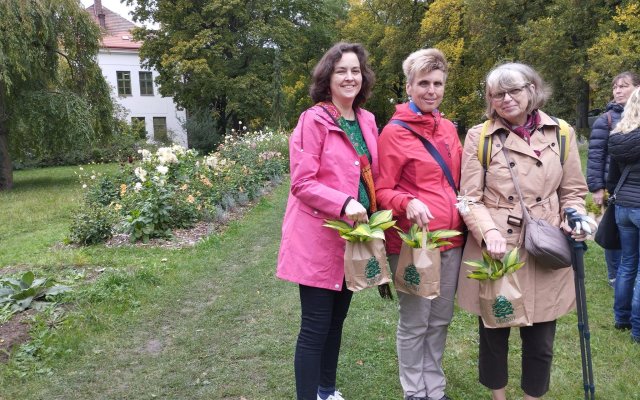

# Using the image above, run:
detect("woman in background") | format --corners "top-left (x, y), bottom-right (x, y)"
top-left (587, 71), bottom-right (640, 287)
top-left (607, 87), bottom-right (640, 343)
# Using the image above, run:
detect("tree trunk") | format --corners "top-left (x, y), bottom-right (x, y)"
top-left (575, 78), bottom-right (590, 132)
top-left (0, 88), bottom-right (13, 191)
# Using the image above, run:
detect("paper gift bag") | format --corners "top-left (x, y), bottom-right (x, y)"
top-left (479, 273), bottom-right (531, 328)
top-left (344, 239), bottom-right (391, 292)
top-left (394, 234), bottom-right (441, 299)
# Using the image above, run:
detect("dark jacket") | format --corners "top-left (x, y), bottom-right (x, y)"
top-left (607, 128), bottom-right (640, 207)
top-left (586, 102), bottom-right (624, 192)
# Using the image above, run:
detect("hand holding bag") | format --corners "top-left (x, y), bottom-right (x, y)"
top-left (499, 134), bottom-right (572, 270)
top-left (594, 165), bottom-right (631, 250)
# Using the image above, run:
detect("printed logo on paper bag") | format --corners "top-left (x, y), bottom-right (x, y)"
top-left (365, 256), bottom-right (382, 285)
top-left (492, 295), bottom-right (515, 324)
top-left (403, 264), bottom-right (420, 291)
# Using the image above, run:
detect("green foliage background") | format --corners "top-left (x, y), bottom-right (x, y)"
top-left (0, 0), bottom-right (119, 177)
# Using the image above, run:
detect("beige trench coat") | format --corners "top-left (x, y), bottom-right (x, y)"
top-left (457, 111), bottom-right (588, 323)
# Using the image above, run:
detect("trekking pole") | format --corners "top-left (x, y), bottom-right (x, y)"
top-left (564, 208), bottom-right (595, 400)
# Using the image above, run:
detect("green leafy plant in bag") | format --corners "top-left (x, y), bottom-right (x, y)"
top-left (465, 247), bottom-right (525, 281)
top-left (397, 223), bottom-right (461, 249)
top-left (323, 210), bottom-right (396, 242)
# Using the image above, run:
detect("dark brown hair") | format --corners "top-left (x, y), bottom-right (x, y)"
top-left (309, 42), bottom-right (375, 109)
top-left (612, 71), bottom-right (640, 87)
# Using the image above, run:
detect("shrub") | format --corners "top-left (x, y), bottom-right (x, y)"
top-left (12, 120), bottom-right (148, 169)
top-left (183, 108), bottom-right (224, 154)
top-left (68, 203), bottom-right (118, 245)
top-left (69, 128), bottom-right (289, 244)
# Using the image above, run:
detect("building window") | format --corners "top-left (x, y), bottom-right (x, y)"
top-left (153, 117), bottom-right (168, 142)
top-left (116, 71), bottom-right (132, 95)
top-left (139, 71), bottom-right (154, 96)
top-left (131, 117), bottom-right (146, 139)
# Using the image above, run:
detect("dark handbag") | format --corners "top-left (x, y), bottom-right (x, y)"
top-left (594, 165), bottom-right (631, 250)
top-left (499, 134), bottom-right (572, 269)
top-left (594, 204), bottom-right (619, 249)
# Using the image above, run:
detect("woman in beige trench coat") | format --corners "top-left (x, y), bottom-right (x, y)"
top-left (456, 63), bottom-right (588, 400)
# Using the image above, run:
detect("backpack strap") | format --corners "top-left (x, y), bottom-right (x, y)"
top-left (477, 120), bottom-right (493, 169)
top-left (479, 118), bottom-right (570, 168)
top-left (550, 116), bottom-right (570, 165)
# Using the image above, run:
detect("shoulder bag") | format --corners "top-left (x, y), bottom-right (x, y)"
top-left (499, 134), bottom-right (572, 269)
top-left (594, 165), bottom-right (631, 249)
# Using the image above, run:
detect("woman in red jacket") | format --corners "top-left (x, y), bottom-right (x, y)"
top-left (376, 48), bottom-right (463, 400)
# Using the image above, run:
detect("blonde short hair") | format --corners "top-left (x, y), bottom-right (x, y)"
top-left (613, 87), bottom-right (640, 134)
top-left (402, 48), bottom-right (448, 85)
top-left (484, 63), bottom-right (551, 120)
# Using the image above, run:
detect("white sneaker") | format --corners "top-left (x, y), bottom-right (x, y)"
top-left (317, 390), bottom-right (345, 400)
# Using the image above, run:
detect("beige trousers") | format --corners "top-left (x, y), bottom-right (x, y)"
top-left (389, 247), bottom-right (462, 400)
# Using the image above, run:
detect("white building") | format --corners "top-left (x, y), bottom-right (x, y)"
top-left (86, 1), bottom-right (187, 147)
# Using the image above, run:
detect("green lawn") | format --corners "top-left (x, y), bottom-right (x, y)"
top-left (1, 165), bottom-right (639, 399)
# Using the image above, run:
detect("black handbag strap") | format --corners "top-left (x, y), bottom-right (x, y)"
top-left (609, 165), bottom-right (632, 205)
top-left (389, 119), bottom-right (458, 194)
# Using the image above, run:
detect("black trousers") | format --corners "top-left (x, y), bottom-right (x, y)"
top-left (478, 318), bottom-right (557, 397)
top-left (295, 283), bottom-right (353, 400)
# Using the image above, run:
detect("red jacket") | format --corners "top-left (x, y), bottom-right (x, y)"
top-left (376, 103), bottom-right (464, 254)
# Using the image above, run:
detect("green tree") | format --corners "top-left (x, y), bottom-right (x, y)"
top-left (339, 0), bottom-right (428, 125)
top-left (403, 264), bottom-right (420, 286)
top-left (128, 0), bottom-right (347, 135)
top-left (420, 0), bottom-right (554, 131)
top-left (0, 0), bottom-right (115, 190)
top-left (365, 256), bottom-right (381, 279)
top-left (587, 2), bottom-right (640, 108)
top-left (492, 295), bottom-right (514, 319)
top-left (516, 0), bottom-right (617, 129)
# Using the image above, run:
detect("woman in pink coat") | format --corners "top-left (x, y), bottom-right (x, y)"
top-left (276, 42), bottom-right (378, 400)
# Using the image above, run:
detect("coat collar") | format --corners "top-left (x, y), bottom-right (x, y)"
top-left (487, 110), bottom-right (560, 161)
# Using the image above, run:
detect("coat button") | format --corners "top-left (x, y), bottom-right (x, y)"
top-left (509, 161), bottom-right (516, 167)
top-left (507, 228), bottom-right (513, 234)
top-left (536, 161), bottom-right (542, 167)
top-left (508, 195), bottom-right (514, 201)
top-left (496, 143), bottom-right (502, 148)
top-left (335, 284), bottom-right (340, 289)
top-left (536, 197), bottom-right (542, 202)
top-left (313, 210), bottom-right (318, 215)
top-left (551, 142), bottom-right (556, 147)
top-left (354, 161), bottom-right (360, 166)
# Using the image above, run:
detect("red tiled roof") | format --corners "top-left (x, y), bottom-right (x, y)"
top-left (86, 4), bottom-right (142, 50)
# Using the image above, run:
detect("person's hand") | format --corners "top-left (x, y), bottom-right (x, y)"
top-left (406, 198), bottom-right (434, 229)
top-left (484, 229), bottom-right (507, 259)
top-left (561, 221), bottom-right (587, 242)
top-left (344, 199), bottom-right (368, 223)
top-left (561, 214), bottom-right (596, 242)
top-left (591, 189), bottom-right (605, 206)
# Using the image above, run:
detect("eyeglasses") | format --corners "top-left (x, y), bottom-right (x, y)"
top-left (489, 84), bottom-right (530, 101)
